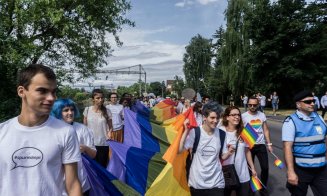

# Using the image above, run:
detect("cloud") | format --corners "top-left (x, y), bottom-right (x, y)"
top-left (175, 0), bottom-right (194, 8)
top-left (175, 0), bottom-right (218, 7)
top-left (92, 27), bottom-right (186, 87)
top-left (197, 0), bottom-right (219, 5)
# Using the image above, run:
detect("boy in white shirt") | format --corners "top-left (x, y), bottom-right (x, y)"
top-left (0, 64), bottom-right (82, 196)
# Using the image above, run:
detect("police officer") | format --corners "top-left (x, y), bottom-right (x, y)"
top-left (282, 90), bottom-right (327, 196)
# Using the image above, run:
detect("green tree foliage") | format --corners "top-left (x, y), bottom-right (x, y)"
top-left (149, 81), bottom-right (163, 98)
top-left (183, 34), bottom-right (213, 94)
top-left (247, 0), bottom-right (327, 104)
top-left (212, 0), bottom-right (327, 106)
top-left (0, 0), bottom-right (133, 121)
top-left (211, 26), bottom-right (229, 104)
top-left (220, 0), bottom-right (252, 97)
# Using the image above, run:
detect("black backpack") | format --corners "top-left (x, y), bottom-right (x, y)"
top-left (185, 127), bottom-right (226, 180)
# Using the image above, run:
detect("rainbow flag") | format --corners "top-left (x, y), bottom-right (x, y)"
top-left (151, 99), bottom-right (176, 123)
top-left (146, 108), bottom-right (196, 196)
top-left (82, 154), bottom-right (140, 196)
top-left (240, 123), bottom-right (259, 149)
top-left (274, 159), bottom-right (285, 169)
top-left (107, 100), bottom-right (196, 195)
top-left (250, 176), bottom-right (262, 192)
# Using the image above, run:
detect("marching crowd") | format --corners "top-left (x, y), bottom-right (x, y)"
top-left (0, 64), bottom-right (326, 196)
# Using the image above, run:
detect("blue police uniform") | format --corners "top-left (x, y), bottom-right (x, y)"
top-left (289, 112), bottom-right (326, 167)
top-left (282, 110), bottom-right (327, 196)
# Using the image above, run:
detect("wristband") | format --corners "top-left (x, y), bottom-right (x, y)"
top-left (267, 143), bottom-right (273, 146)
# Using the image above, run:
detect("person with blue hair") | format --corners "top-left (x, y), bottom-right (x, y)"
top-left (178, 102), bottom-right (235, 196)
top-left (51, 98), bottom-right (96, 196)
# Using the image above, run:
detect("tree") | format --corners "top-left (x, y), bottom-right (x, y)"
top-left (149, 82), bottom-right (163, 98)
top-left (0, 0), bottom-right (134, 121)
top-left (183, 34), bottom-right (213, 94)
top-left (246, 0), bottom-right (327, 105)
top-left (220, 0), bottom-right (252, 97)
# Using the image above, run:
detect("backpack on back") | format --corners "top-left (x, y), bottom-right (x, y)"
top-left (185, 127), bottom-right (226, 180)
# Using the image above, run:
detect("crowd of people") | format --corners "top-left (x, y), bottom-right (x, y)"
top-left (0, 63), bottom-right (326, 196)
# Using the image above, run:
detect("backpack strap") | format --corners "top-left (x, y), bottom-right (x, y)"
top-left (219, 129), bottom-right (226, 159)
top-left (192, 127), bottom-right (201, 153)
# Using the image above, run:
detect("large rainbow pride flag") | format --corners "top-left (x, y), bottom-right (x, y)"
top-left (107, 100), bottom-right (196, 195)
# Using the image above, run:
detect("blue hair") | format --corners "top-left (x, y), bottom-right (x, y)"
top-left (50, 98), bottom-right (80, 120)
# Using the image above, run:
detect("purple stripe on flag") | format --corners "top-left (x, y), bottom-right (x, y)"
top-left (123, 109), bottom-right (142, 148)
top-left (107, 141), bottom-right (128, 181)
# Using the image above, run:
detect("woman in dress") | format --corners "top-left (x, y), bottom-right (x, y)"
top-left (51, 98), bottom-right (96, 196)
top-left (83, 89), bottom-right (113, 167)
top-left (220, 106), bottom-right (257, 196)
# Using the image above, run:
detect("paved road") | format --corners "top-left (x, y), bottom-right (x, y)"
top-left (254, 117), bottom-right (313, 196)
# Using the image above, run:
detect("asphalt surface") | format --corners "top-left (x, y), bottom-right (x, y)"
top-left (257, 115), bottom-right (314, 196)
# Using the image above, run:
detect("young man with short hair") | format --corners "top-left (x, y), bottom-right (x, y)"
top-left (179, 102), bottom-right (235, 196)
top-left (0, 64), bottom-right (82, 195)
top-left (106, 92), bottom-right (124, 143)
top-left (242, 96), bottom-right (273, 196)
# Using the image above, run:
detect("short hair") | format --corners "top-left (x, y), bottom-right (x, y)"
top-left (247, 96), bottom-right (259, 104)
top-left (17, 64), bottom-right (56, 90)
top-left (109, 92), bottom-right (118, 98)
top-left (202, 101), bottom-right (223, 118)
top-left (50, 98), bottom-right (80, 120)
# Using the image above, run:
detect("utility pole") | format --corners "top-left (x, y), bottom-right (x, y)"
top-left (96, 64), bottom-right (147, 93)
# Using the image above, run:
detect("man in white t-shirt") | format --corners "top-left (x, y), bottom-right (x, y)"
top-left (242, 96), bottom-right (273, 196)
top-left (0, 64), bottom-right (82, 196)
top-left (179, 102), bottom-right (235, 196)
top-left (106, 92), bottom-right (124, 143)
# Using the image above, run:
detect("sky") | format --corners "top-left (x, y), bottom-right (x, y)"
top-left (75, 0), bottom-right (227, 88)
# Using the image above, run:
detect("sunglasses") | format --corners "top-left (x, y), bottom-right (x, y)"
top-left (229, 113), bottom-right (241, 117)
top-left (300, 99), bottom-right (315, 104)
top-left (248, 104), bottom-right (258, 107)
top-left (111, 97), bottom-right (117, 98)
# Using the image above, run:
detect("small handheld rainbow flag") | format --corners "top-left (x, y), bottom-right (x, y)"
top-left (274, 159), bottom-right (285, 169)
top-left (240, 123), bottom-right (259, 149)
top-left (250, 176), bottom-right (263, 192)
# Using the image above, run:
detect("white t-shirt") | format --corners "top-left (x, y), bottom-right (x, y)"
top-left (73, 122), bottom-right (96, 192)
top-left (83, 106), bottom-right (112, 146)
top-left (0, 116), bottom-right (80, 196)
top-left (220, 127), bottom-right (250, 183)
top-left (184, 126), bottom-right (227, 189)
top-left (106, 104), bottom-right (124, 131)
top-left (242, 111), bottom-right (267, 144)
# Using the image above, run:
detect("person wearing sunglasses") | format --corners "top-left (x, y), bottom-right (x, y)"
top-left (282, 90), bottom-right (327, 196)
top-left (242, 96), bottom-right (273, 196)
